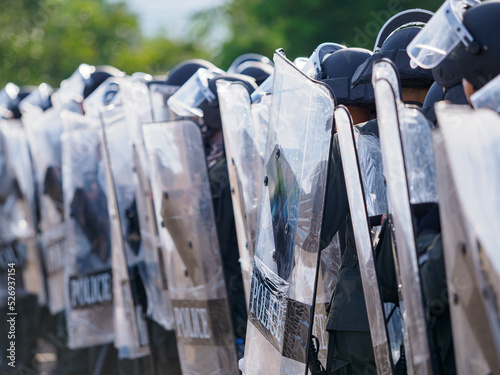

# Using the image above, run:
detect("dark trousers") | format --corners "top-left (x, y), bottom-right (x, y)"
top-left (326, 331), bottom-right (376, 375)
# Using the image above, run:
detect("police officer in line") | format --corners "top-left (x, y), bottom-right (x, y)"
top-left (320, 13), bottom-right (437, 374)
top-left (189, 68), bottom-right (262, 356)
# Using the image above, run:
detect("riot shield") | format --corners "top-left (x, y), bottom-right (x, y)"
top-left (243, 50), bottom-right (335, 375)
top-left (24, 100), bottom-right (83, 314)
top-left (218, 80), bottom-right (267, 305)
top-left (434, 103), bottom-right (500, 374)
top-left (0, 119), bottom-right (43, 306)
top-left (373, 59), bottom-right (432, 374)
top-left (99, 104), bottom-right (150, 359)
top-left (61, 112), bottom-right (114, 349)
top-left (335, 105), bottom-right (393, 373)
top-left (143, 119), bottom-right (238, 374)
top-left (121, 78), bottom-right (175, 331)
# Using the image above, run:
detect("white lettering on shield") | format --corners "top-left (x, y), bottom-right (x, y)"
top-left (70, 272), bottom-right (112, 308)
top-left (174, 307), bottom-right (212, 340)
top-left (249, 272), bottom-right (285, 345)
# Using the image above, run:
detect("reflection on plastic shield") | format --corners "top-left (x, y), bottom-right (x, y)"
top-left (435, 103), bottom-right (500, 373)
top-left (62, 113), bottom-right (114, 349)
top-left (399, 108), bottom-right (437, 204)
top-left (374, 67), bottom-right (432, 374)
top-left (143, 120), bottom-right (238, 375)
top-left (100, 106), bottom-right (150, 359)
top-left (121, 78), bottom-right (175, 331)
top-left (336, 106), bottom-right (393, 373)
top-left (218, 80), bottom-right (267, 305)
top-left (0, 120), bottom-right (42, 306)
top-left (24, 103), bottom-right (82, 313)
top-left (244, 50), bottom-right (334, 374)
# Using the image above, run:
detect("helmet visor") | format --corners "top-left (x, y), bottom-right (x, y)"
top-left (407, 0), bottom-right (479, 69)
top-left (300, 42), bottom-right (345, 79)
top-left (167, 68), bottom-right (222, 117)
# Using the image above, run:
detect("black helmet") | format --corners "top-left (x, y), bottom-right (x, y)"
top-left (374, 9), bottom-right (434, 51)
top-left (447, 1), bottom-right (500, 90)
top-left (166, 59), bottom-right (217, 86)
top-left (83, 65), bottom-right (124, 99)
top-left (234, 60), bottom-right (274, 86)
top-left (321, 48), bottom-right (375, 108)
top-left (423, 79), bottom-right (468, 125)
top-left (353, 26), bottom-right (434, 89)
top-left (201, 74), bottom-right (258, 130)
top-left (432, 54), bottom-right (463, 88)
top-left (227, 53), bottom-right (273, 73)
top-left (168, 70), bottom-right (258, 130)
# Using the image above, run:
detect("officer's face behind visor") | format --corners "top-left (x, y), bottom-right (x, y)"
top-left (407, 0), bottom-right (480, 69)
top-left (167, 68), bottom-right (223, 118)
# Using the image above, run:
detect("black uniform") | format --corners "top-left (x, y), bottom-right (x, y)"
top-left (209, 155), bottom-right (248, 341)
top-left (322, 119), bottom-right (379, 375)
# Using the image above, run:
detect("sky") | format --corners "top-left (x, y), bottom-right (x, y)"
top-left (119, 0), bottom-right (227, 38)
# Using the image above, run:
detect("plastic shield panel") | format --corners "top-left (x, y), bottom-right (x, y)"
top-left (0, 119), bottom-right (43, 306)
top-left (143, 120), bottom-right (238, 375)
top-left (435, 103), bottom-right (500, 374)
top-left (335, 106), bottom-right (393, 373)
top-left (218, 80), bottom-right (267, 306)
top-left (100, 105), bottom-right (150, 359)
top-left (24, 102), bottom-right (83, 313)
top-left (121, 79), bottom-right (175, 331)
top-left (61, 112), bottom-right (114, 348)
top-left (373, 63), bottom-right (432, 374)
top-left (243, 51), bottom-right (334, 375)
top-left (399, 108), bottom-right (438, 205)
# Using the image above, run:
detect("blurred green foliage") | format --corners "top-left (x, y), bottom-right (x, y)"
top-left (0, 0), bottom-right (445, 87)
top-left (193, 0), bottom-right (445, 69)
top-left (0, 0), bottom-right (207, 87)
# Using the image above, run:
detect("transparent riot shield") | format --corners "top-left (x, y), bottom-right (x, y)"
top-left (434, 103), bottom-right (500, 375)
top-left (143, 119), bottom-right (238, 374)
top-left (373, 59), bottom-right (432, 374)
top-left (120, 78), bottom-right (175, 331)
top-left (24, 101), bottom-right (83, 314)
top-left (243, 50), bottom-right (335, 375)
top-left (61, 112), bottom-right (114, 349)
top-left (0, 119), bottom-right (43, 307)
top-left (99, 104), bottom-right (150, 359)
top-left (218, 80), bottom-right (267, 305)
top-left (335, 105), bottom-right (393, 373)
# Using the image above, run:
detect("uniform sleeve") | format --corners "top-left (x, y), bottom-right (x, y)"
top-left (320, 134), bottom-right (350, 250)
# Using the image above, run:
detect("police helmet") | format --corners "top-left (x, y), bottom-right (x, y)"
top-left (321, 48), bottom-right (375, 108)
top-left (83, 65), bottom-right (124, 99)
top-left (165, 59), bottom-right (217, 87)
top-left (168, 70), bottom-right (258, 130)
top-left (227, 53), bottom-right (273, 74)
top-left (447, 1), bottom-right (500, 90)
top-left (352, 26), bottom-right (434, 89)
top-left (234, 60), bottom-right (274, 85)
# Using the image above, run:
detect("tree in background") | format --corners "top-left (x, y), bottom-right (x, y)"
top-left (190, 0), bottom-right (444, 69)
top-left (0, 0), bottom-right (208, 87)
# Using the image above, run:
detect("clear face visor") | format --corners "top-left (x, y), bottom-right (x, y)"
top-left (300, 42), bottom-right (345, 79)
top-left (19, 83), bottom-right (53, 114)
top-left (83, 78), bottom-right (121, 115)
top-left (167, 68), bottom-right (223, 117)
top-left (251, 74), bottom-right (274, 103)
top-left (52, 63), bottom-right (95, 107)
top-left (0, 83), bottom-right (20, 118)
top-left (470, 74), bottom-right (500, 113)
top-left (407, 0), bottom-right (480, 69)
